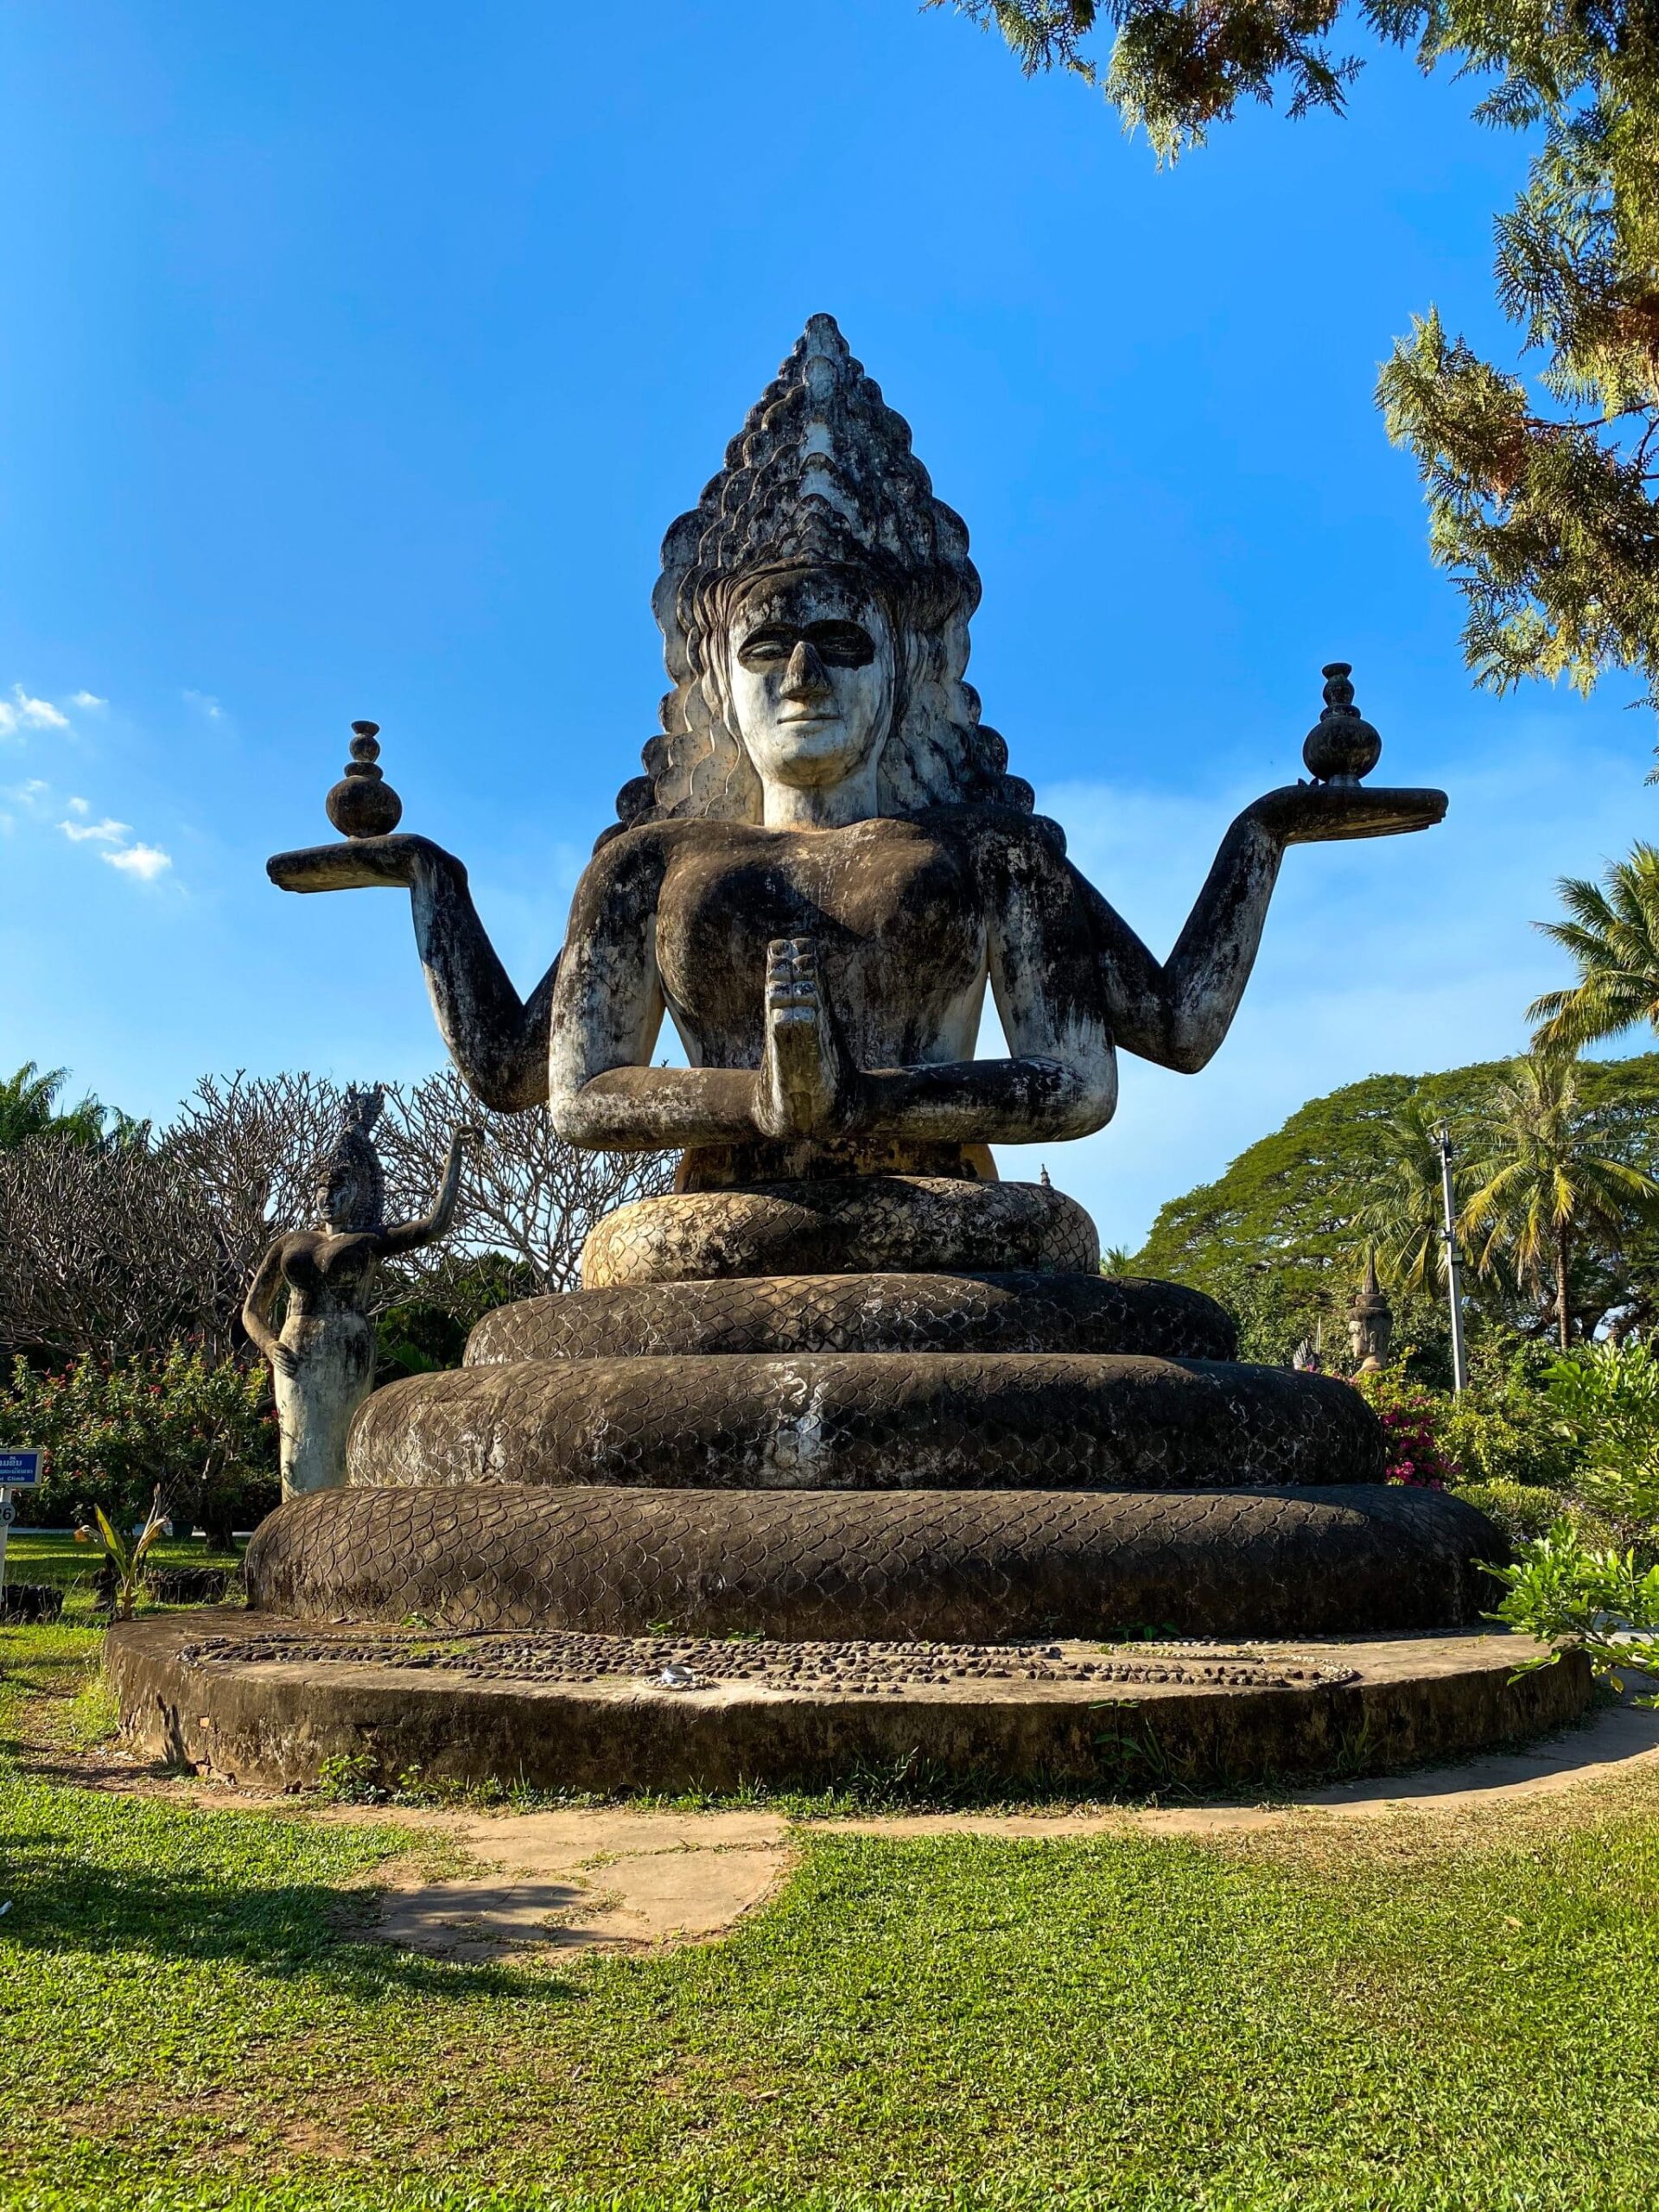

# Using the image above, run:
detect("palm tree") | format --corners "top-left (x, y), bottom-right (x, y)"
top-left (1352, 1098), bottom-right (1471, 1297)
top-left (1461, 1053), bottom-right (1659, 1349)
top-left (1529, 843), bottom-right (1659, 1054)
top-left (0, 1062), bottom-right (108, 1148)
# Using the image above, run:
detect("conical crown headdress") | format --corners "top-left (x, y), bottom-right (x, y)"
top-left (313, 1084), bottom-right (385, 1231)
top-left (610, 315), bottom-right (1033, 832)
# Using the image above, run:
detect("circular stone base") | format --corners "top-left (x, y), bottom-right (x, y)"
top-left (467, 1271), bottom-right (1237, 1365)
top-left (580, 1176), bottom-right (1099, 1286)
top-left (107, 1611), bottom-right (1594, 1796)
top-left (347, 1354), bottom-right (1384, 1492)
top-left (247, 1482), bottom-right (1495, 1641)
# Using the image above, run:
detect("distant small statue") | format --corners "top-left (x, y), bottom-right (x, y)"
top-left (241, 1088), bottom-right (477, 1499)
top-left (1348, 1248), bottom-right (1394, 1376)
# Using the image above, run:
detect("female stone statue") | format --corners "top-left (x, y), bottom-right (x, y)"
top-left (269, 316), bottom-right (1440, 1185)
top-left (241, 1088), bottom-right (477, 1498)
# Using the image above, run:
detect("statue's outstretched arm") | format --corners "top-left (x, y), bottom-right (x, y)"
top-left (377, 1126), bottom-right (480, 1257)
top-left (267, 836), bottom-right (556, 1112)
top-left (241, 1240), bottom-right (296, 1377)
top-left (1077, 784), bottom-right (1446, 1074)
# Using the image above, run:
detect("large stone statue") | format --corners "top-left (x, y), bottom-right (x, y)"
top-left (240, 1089), bottom-right (476, 1500)
top-left (247, 316), bottom-right (1494, 1642)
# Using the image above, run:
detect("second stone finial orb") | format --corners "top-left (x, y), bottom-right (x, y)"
top-left (1302, 663), bottom-right (1382, 786)
top-left (325, 720), bottom-right (404, 839)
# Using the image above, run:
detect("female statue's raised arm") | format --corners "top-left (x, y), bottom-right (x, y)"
top-left (267, 835), bottom-right (557, 1111)
top-left (1075, 782), bottom-right (1446, 1075)
top-left (376, 1124), bottom-right (481, 1257)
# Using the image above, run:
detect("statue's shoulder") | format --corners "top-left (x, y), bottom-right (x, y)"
top-left (582, 814), bottom-right (715, 874)
top-left (912, 802), bottom-right (1070, 872)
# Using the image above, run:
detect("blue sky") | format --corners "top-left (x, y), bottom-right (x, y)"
top-left (1, 0), bottom-right (1649, 1250)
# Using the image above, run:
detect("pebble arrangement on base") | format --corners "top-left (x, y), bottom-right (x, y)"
top-left (111, 315), bottom-right (1567, 1792)
top-left (176, 1628), bottom-right (1362, 1695)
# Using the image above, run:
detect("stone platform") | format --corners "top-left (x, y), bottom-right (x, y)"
top-left (107, 1611), bottom-right (1594, 1796)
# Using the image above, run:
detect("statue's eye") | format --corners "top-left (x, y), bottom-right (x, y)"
top-left (737, 628), bottom-right (794, 667)
top-left (810, 623), bottom-right (875, 666)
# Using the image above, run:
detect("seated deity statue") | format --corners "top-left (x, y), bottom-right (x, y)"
top-left (251, 315), bottom-right (1491, 1649)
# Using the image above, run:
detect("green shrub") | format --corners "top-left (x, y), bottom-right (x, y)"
top-left (1439, 1386), bottom-right (1580, 1491)
top-left (0, 1344), bottom-right (276, 1541)
top-left (1543, 1339), bottom-right (1659, 1530)
top-left (1448, 1478), bottom-right (1568, 1545)
top-left (1489, 1522), bottom-right (1659, 1702)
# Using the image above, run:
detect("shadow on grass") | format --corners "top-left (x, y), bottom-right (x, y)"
top-left (0, 1821), bottom-right (587, 2007)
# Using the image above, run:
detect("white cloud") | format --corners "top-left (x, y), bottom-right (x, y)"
top-left (101, 842), bottom-right (172, 881)
top-left (67, 796), bottom-right (89, 816)
top-left (1, 779), bottom-right (50, 810)
top-left (0, 685), bottom-right (69, 737)
top-left (182, 690), bottom-right (222, 721)
top-left (60, 816), bottom-right (131, 845)
top-left (69, 691), bottom-right (106, 709)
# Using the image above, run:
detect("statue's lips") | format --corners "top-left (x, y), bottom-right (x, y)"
top-left (778, 712), bottom-right (841, 726)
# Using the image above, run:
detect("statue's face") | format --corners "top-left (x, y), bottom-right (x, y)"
top-left (725, 570), bottom-right (896, 797)
top-left (317, 1166), bottom-right (376, 1233)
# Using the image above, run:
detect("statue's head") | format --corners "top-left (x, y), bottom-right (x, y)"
top-left (314, 1085), bottom-right (386, 1233)
top-left (715, 561), bottom-right (899, 803)
top-left (609, 316), bottom-right (1037, 836)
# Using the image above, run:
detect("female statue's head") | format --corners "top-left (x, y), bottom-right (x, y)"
top-left (314, 1085), bottom-right (386, 1233)
top-left (610, 316), bottom-right (1038, 837)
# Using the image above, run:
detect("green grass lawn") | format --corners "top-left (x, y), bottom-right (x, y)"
top-left (4, 1532), bottom-right (244, 1610)
top-left (2, 1620), bottom-right (1656, 2212)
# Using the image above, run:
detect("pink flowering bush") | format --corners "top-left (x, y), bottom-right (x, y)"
top-left (1353, 1372), bottom-right (1460, 1489)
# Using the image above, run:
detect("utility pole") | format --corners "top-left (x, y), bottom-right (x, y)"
top-left (1433, 1122), bottom-right (1470, 1395)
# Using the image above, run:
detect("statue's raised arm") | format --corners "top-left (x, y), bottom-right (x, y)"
top-left (268, 732), bottom-right (556, 1111)
top-left (268, 317), bottom-right (1443, 1186)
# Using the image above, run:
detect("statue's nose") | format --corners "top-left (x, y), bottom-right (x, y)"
top-left (783, 639), bottom-right (830, 696)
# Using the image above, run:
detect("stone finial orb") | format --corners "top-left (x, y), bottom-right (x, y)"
top-left (325, 720), bottom-right (404, 839)
top-left (1302, 663), bottom-right (1382, 786)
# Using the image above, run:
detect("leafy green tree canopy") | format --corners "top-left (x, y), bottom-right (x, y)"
top-left (1130, 1050), bottom-right (1659, 1358)
top-left (938, 0), bottom-right (1659, 724)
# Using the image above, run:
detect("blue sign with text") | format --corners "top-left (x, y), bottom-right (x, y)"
top-left (0, 1450), bottom-right (42, 1486)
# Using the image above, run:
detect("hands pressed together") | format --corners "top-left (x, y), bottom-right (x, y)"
top-left (754, 937), bottom-right (855, 1141)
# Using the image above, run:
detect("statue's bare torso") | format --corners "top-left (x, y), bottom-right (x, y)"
top-left (604, 810), bottom-right (1096, 1073)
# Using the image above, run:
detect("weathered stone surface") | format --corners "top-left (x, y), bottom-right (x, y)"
top-left (466, 1271), bottom-right (1237, 1364)
top-left (245, 315), bottom-right (1472, 1756)
top-left (348, 1352), bottom-right (1383, 1493)
top-left (245, 1480), bottom-right (1485, 1640)
top-left (240, 1090), bottom-right (476, 1499)
top-left (580, 1177), bottom-right (1099, 1287)
top-left (109, 1610), bottom-right (1593, 1796)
